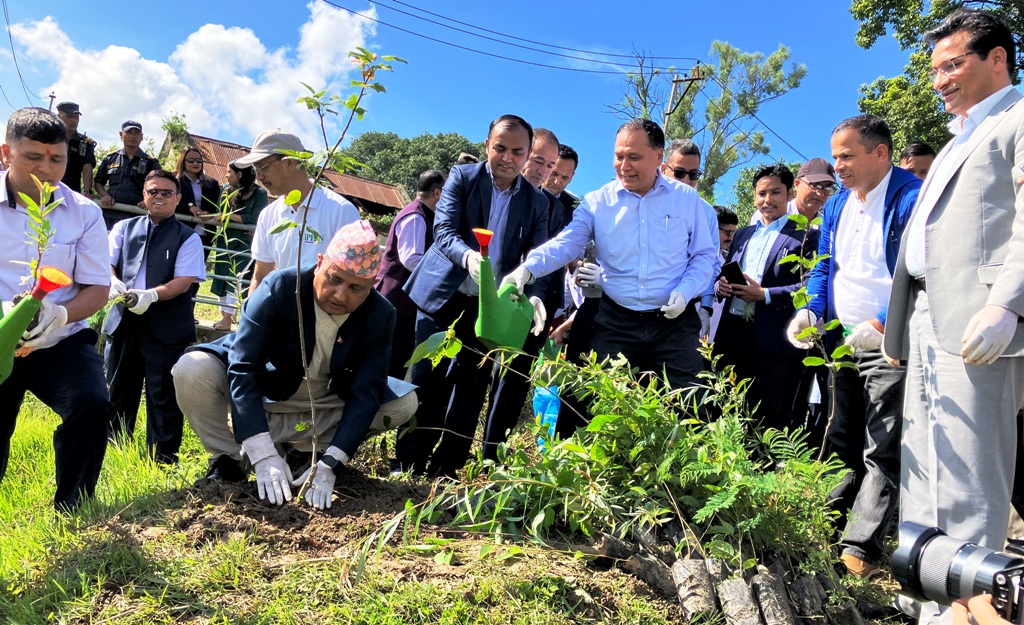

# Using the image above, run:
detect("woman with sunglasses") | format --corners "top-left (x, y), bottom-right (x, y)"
top-left (174, 147), bottom-right (222, 250)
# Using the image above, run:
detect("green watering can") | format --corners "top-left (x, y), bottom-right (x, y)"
top-left (473, 227), bottom-right (535, 351)
top-left (0, 267), bottom-right (73, 384)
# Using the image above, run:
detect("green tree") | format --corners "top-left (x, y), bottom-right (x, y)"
top-left (730, 160), bottom-right (803, 226)
top-left (852, 0), bottom-right (1024, 153)
top-left (611, 41), bottom-right (806, 202)
top-left (341, 131), bottom-right (484, 196)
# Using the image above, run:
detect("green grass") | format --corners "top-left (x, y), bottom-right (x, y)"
top-left (0, 396), bottom-right (682, 624)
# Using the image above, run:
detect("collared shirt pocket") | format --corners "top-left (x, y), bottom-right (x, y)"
top-left (39, 242), bottom-right (76, 279)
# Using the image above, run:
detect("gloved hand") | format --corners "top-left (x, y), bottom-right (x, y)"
top-left (109, 276), bottom-right (127, 300)
top-left (126, 288), bottom-right (159, 315)
top-left (961, 305), bottom-right (1019, 365)
top-left (660, 291), bottom-right (687, 319)
top-left (292, 446), bottom-right (349, 510)
top-left (786, 310), bottom-right (819, 349)
top-left (697, 306), bottom-right (711, 339)
top-left (499, 265), bottom-right (533, 299)
top-left (574, 262), bottom-right (601, 288)
top-left (240, 432), bottom-right (293, 505)
top-left (20, 300), bottom-right (68, 350)
top-left (845, 320), bottom-right (884, 352)
top-left (466, 251), bottom-right (483, 285)
top-left (528, 296), bottom-right (547, 336)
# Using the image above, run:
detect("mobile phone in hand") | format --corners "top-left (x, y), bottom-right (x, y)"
top-left (719, 261), bottom-right (748, 285)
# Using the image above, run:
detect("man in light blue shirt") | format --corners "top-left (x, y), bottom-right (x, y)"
top-left (505, 119), bottom-right (717, 392)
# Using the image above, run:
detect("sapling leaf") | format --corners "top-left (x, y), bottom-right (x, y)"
top-left (304, 225), bottom-right (322, 242)
top-left (803, 356), bottom-right (826, 367)
top-left (269, 218), bottom-right (297, 234)
top-left (831, 344), bottom-right (855, 360)
top-left (284, 190), bottom-right (303, 205)
top-left (823, 319), bottom-right (842, 331)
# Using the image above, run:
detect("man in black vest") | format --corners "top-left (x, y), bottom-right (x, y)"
top-left (94, 120), bottom-right (161, 228)
top-left (105, 170), bottom-right (205, 464)
top-left (375, 169), bottom-right (446, 379)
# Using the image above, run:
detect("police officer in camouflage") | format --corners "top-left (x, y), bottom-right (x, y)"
top-left (56, 102), bottom-right (96, 196)
top-left (94, 120), bottom-right (161, 228)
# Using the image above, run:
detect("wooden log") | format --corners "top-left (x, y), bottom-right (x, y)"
top-left (718, 578), bottom-right (764, 625)
top-left (824, 599), bottom-right (865, 625)
top-left (752, 570), bottom-right (798, 625)
top-left (706, 559), bottom-right (731, 585)
top-left (788, 575), bottom-right (829, 625)
top-left (672, 558), bottom-right (717, 618)
top-left (620, 551), bottom-right (678, 599)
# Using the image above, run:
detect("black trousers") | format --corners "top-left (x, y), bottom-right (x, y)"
top-left (482, 331), bottom-right (546, 462)
top-left (388, 311), bottom-right (417, 381)
top-left (555, 296), bottom-right (600, 438)
top-left (106, 315), bottom-right (189, 463)
top-left (591, 295), bottom-right (703, 391)
top-left (0, 329), bottom-right (110, 510)
top-left (715, 312), bottom-right (806, 432)
top-left (826, 348), bottom-right (905, 563)
top-left (395, 293), bottom-right (491, 478)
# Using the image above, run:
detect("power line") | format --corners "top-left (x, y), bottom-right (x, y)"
top-left (387, 0), bottom-right (696, 61)
top-left (370, 0), bottom-right (698, 70)
top-left (1, 0), bottom-right (42, 104)
top-left (0, 81), bottom-right (15, 109)
top-left (321, 0), bottom-right (634, 75)
top-left (705, 74), bottom-right (808, 161)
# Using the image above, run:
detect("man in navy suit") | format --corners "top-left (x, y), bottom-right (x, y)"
top-left (715, 164), bottom-right (819, 431)
top-left (394, 114), bottom-right (550, 478)
top-left (174, 221), bottom-right (417, 510)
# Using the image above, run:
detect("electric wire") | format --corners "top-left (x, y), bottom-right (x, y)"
top-left (705, 73), bottom-right (809, 161)
top-left (370, 0), bottom-right (698, 70)
top-left (387, 0), bottom-right (697, 61)
top-left (1, 0), bottom-right (42, 103)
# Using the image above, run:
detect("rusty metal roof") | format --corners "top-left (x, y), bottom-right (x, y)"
top-left (180, 133), bottom-right (409, 213)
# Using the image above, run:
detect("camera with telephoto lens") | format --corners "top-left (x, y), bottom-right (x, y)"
top-left (893, 522), bottom-right (1024, 623)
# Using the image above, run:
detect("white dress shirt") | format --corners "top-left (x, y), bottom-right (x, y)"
top-left (833, 168), bottom-right (893, 327)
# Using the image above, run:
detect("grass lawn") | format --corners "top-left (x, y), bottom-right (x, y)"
top-left (0, 393), bottom-right (684, 624)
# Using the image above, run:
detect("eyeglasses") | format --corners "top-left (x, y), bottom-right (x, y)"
top-left (145, 188), bottom-right (176, 198)
top-left (671, 167), bottom-right (702, 181)
top-left (254, 156), bottom-right (283, 175)
top-left (185, 158), bottom-right (204, 164)
top-left (927, 50), bottom-right (976, 80)
top-left (719, 227), bottom-right (737, 237)
top-left (807, 182), bottom-right (837, 193)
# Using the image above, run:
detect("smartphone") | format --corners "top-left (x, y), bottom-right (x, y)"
top-left (719, 261), bottom-right (748, 285)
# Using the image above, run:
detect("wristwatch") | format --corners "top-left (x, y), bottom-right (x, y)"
top-left (320, 454), bottom-right (344, 477)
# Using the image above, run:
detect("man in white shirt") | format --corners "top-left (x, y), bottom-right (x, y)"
top-left (788, 115), bottom-right (921, 579)
top-left (233, 129), bottom-right (360, 294)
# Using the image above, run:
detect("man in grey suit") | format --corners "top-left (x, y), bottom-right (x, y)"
top-left (884, 11), bottom-right (1024, 621)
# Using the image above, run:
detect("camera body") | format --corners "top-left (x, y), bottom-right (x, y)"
top-left (893, 522), bottom-right (1024, 623)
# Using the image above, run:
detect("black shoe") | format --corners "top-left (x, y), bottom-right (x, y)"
top-left (194, 455), bottom-right (247, 487)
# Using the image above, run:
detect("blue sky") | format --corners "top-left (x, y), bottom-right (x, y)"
top-left (0, 0), bottom-right (913, 204)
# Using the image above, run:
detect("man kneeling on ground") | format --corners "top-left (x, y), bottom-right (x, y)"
top-left (173, 220), bottom-right (417, 510)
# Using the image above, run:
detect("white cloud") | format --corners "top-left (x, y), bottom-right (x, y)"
top-left (9, 2), bottom-right (376, 153)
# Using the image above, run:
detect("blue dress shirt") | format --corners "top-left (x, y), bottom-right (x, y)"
top-left (523, 171), bottom-right (717, 311)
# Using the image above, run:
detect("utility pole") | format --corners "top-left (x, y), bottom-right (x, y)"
top-left (663, 62), bottom-right (706, 136)
top-left (47, 92), bottom-right (55, 111)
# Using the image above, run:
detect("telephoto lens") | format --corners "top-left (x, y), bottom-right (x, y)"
top-left (892, 522), bottom-right (1024, 622)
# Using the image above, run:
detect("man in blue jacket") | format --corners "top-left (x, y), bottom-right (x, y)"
top-left (174, 221), bottom-right (417, 510)
top-left (393, 114), bottom-right (550, 478)
top-left (786, 115), bottom-right (922, 578)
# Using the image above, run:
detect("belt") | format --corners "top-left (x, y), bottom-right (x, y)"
top-left (911, 276), bottom-right (926, 293)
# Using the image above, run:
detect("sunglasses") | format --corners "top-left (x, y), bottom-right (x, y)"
top-left (671, 167), bottom-right (702, 181)
top-left (807, 182), bottom-right (837, 193)
top-left (185, 158), bottom-right (204, 164)
top-left (145, 188), bottom-right (176, 198)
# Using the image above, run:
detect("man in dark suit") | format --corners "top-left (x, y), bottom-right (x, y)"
top-left (715, 164), bottom-right (819, 431)
top-left (394, 114), bottom-right (550, 478)
top-left (174, 220), bottom-right (417, 510)
top-left (106, 170), bottom-right (205, 464)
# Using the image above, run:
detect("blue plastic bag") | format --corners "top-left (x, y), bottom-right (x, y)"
top-left (533, 385), bottom-right (560, 451)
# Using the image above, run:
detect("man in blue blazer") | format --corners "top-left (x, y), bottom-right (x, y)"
top-left (395, 114), bottom-right (551, 478)
top-left (174, 221), bottom-right (417, 510)
top-left (787, 115), bottom-right (921, 578)
top-left (715, 164), bottom-right (820, 431)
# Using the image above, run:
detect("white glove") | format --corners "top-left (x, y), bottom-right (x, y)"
top-left (574, 262), bottom-right (601, 288)
top-left (466, 251), bottom-right (483, 285)
top-left (20, 300), bottom-right (68, 349)
top-left (126, 288), bottom-right (159, 315)
top-left (786, 310), bottom-right (819, 349)
top-left (109, 276), bottom-right (127, 300)
top-left (499, 265), bottom-right (533, 299)
top-left (845, 320), bottom-right (884, 352)
top-left (961, 305), bottom-right (1019, 365)
top-left (240, 432), bottom-right (293, 505)
top-left (660, 291), bottom-right (687, 319)
top-left (291, 446), bottom-right (348, 510)
top-left (698, 307), bottom-right (711, 339)
top-left (528, 296), bottom-right (547, 336)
